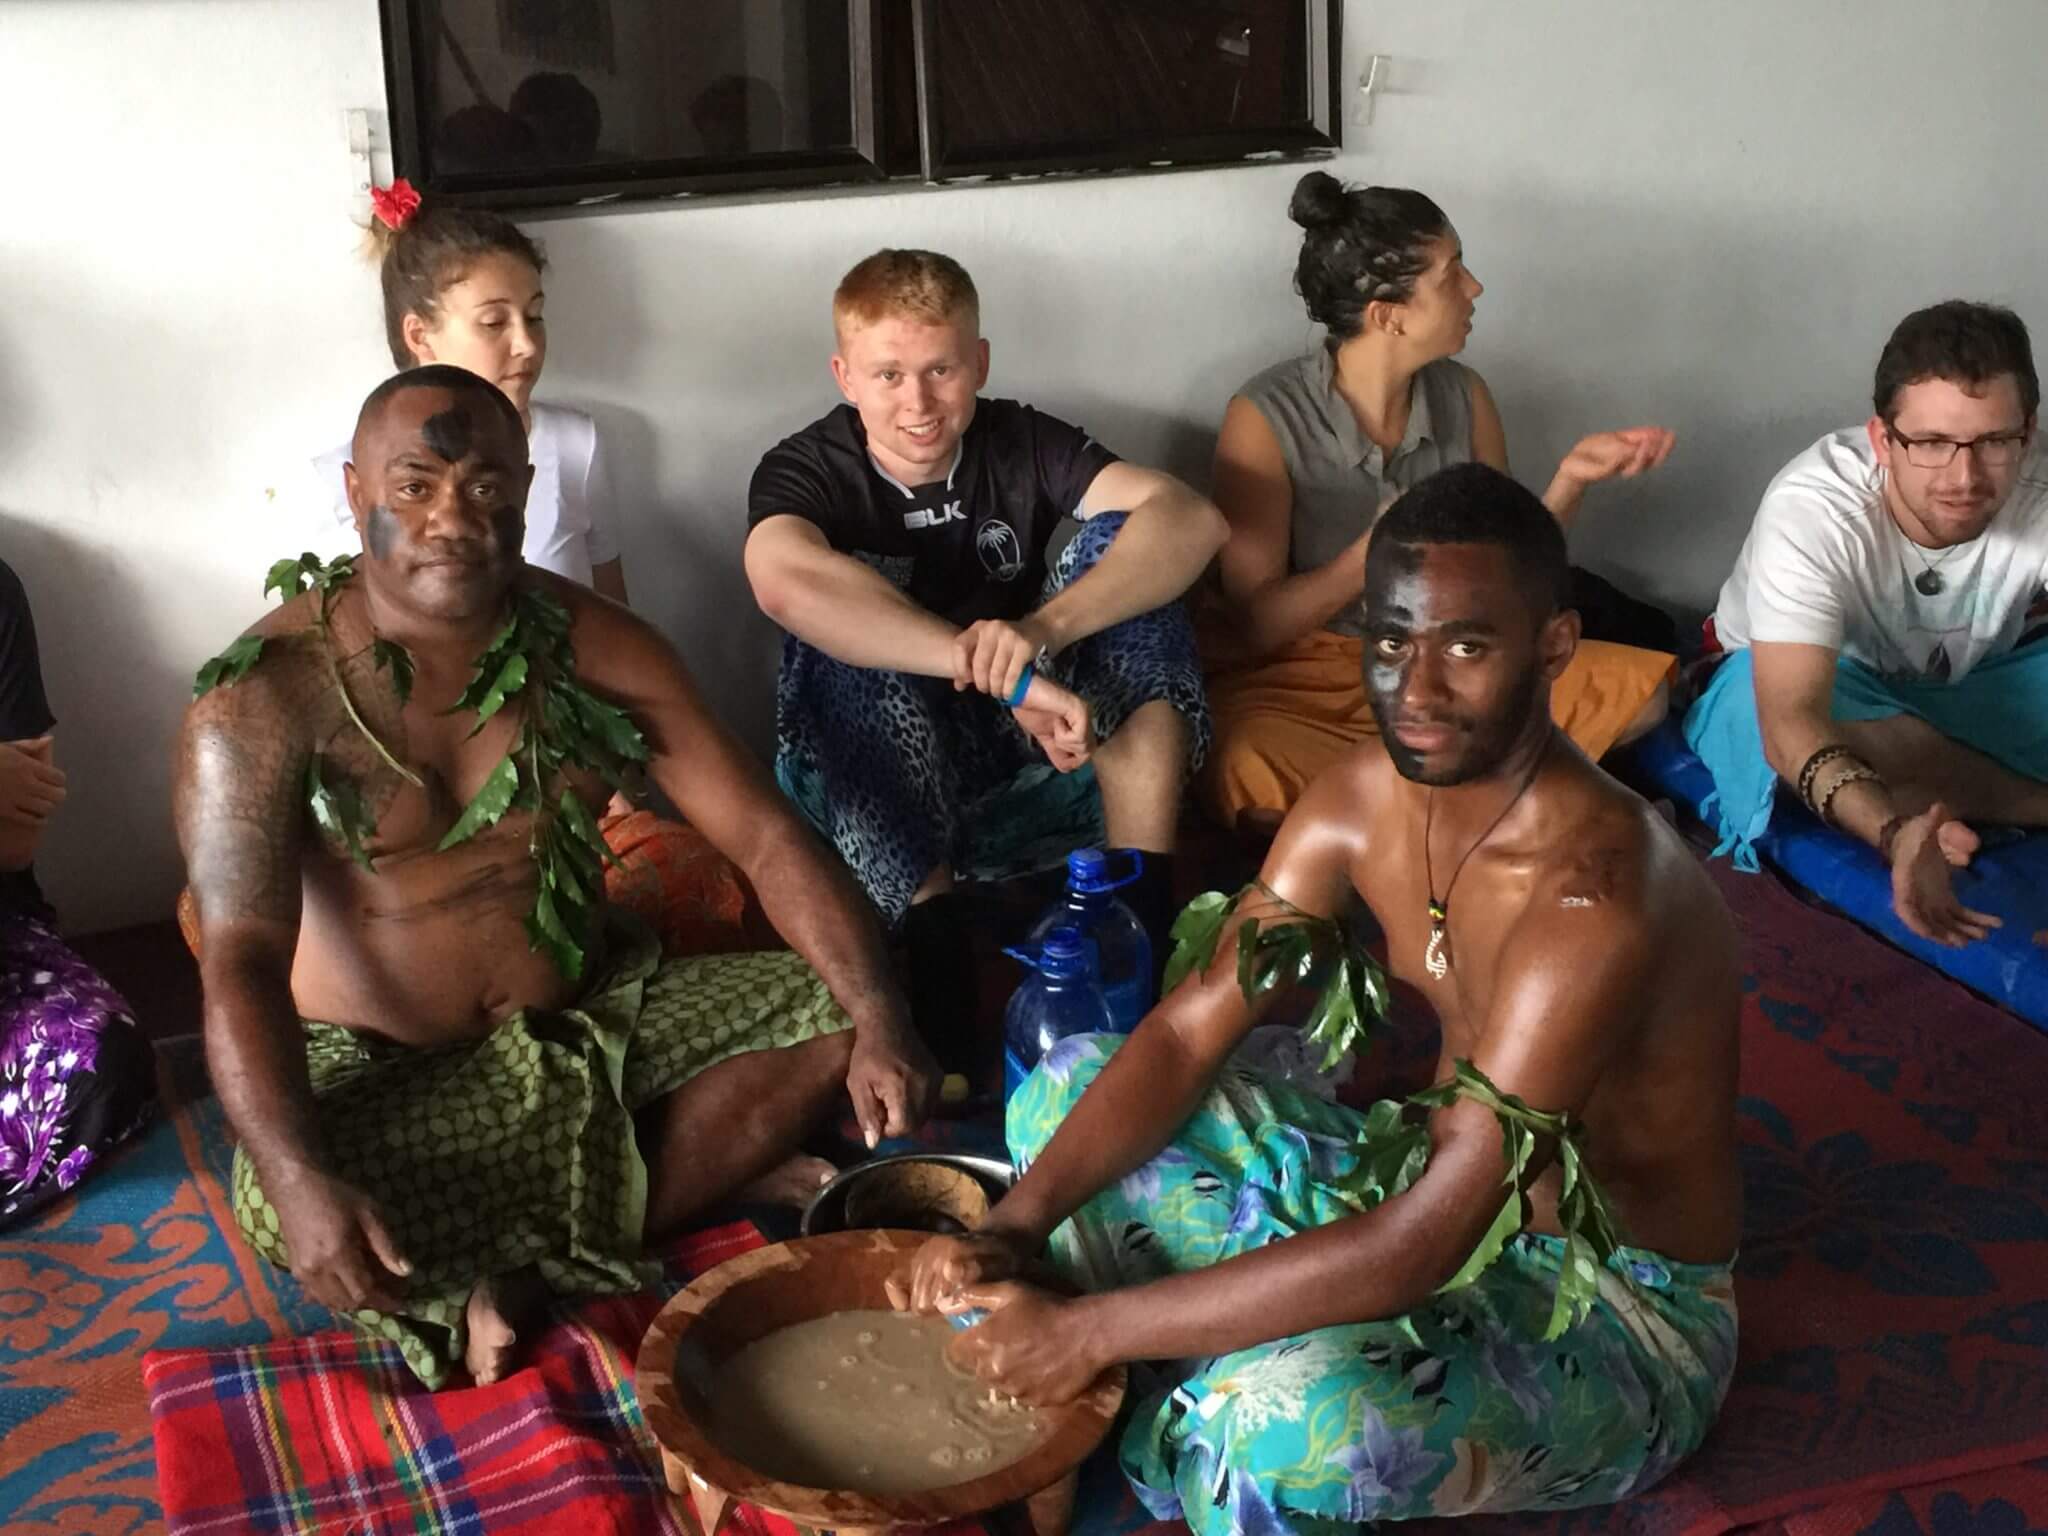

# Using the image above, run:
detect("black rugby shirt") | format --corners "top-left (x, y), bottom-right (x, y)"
top-left (747, 398), bottom-right (1119, 626)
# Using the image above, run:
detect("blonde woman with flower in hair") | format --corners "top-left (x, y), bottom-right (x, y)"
top-left (236, 183), bottom-right (800, 968)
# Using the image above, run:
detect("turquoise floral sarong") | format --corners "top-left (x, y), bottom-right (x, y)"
top-left (1008, 1034), bottom-right (1738, 1528)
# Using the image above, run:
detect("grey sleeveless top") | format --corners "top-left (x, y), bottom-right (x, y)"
top-left (1237, 349), bottom-right (1475, 637)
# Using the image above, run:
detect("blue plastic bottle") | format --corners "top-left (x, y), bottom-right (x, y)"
top-left (1025, 849), bottom-right (1153, 1033)
top-left (1002, 925), bottom-right (1117, 1103)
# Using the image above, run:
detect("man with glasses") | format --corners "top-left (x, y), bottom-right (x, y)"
top-left (1686, 301), bottom-right (2046, 946)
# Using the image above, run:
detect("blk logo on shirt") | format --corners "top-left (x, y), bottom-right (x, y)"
top-left (904, 499), bottom-right (965, 530)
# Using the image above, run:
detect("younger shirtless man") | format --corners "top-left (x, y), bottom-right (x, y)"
top-left (177, 368), bottom-right (933, 1387)
top-left (897, 463), bottom-right (1742, 1525)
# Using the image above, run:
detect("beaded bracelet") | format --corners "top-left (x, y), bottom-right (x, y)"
top-left (1877, 813), bottom-right (1908, 864)
top-left (1796, 743), bottom-right (1855, 808)
top-left (1817, 763), bottom-right (1884, 827)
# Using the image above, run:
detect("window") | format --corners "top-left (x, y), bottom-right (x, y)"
top-left (380, 1), bottom-right (1341, 209)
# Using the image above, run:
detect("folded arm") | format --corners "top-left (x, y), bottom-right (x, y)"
top-left (0, 735), bottom-right (64, 871)
top-left (747, 513), bottom-right (1094, 765)
top-left (1025, 461), bottom-right (1226, 652)
top-left (745, 514), bottom-right (961, 677)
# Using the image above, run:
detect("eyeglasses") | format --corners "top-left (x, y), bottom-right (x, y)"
top-left (1884, 425), bottom-right (2031, 469)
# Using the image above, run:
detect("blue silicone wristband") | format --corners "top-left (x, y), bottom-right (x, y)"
top-left (1005, 662), bottom-right (1036, 708)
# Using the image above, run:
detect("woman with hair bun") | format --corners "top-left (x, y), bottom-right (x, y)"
top-left (1201, 171), bottom-right (1678, 831)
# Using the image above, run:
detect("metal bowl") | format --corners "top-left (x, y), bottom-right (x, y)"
top-left (801, 1152), bottom-right (1016, 1238)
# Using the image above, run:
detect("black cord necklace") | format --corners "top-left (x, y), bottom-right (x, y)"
top-left (1422, 729), bottom-right (1555, 981)
top-left (1889, 485), bottom-right (1964, 596)
top-left (1904, 541), bottom-right (1961, 597)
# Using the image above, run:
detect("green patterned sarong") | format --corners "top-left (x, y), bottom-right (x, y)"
top-left (231, 920), bottom-right (853, 1386)
top-left (1009, 1033), bottom-right (1738, 1529)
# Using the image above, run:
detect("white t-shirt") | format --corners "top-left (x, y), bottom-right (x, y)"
top-left (1711, 427), bottom-right (2048, 680)
top-left (309, 401), bottom-right (620, 584)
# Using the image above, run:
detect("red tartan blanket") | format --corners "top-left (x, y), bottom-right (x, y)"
top-left (144, 1223), bottom-right (987, 1536)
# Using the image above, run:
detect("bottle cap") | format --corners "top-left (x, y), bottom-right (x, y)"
top-left (1066, 847), bottom-right (1144, 895)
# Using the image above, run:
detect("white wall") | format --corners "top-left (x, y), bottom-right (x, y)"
top-left (6, 0), bottom-right (2047, 933)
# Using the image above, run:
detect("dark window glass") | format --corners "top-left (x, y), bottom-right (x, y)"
top-left (414, 0), bottom-right (863, 182)
top-left (921, 1), bottom-right (1322, 175)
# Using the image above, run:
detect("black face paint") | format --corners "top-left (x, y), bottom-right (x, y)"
top-left (420, 406), bottom-right (475, 466)
top-left (490, 507), bottom-right (523, 555)
top-left (366, 504), bottom-right (401, 561)
top-left (1361, 542), bottom-right (1544, 788)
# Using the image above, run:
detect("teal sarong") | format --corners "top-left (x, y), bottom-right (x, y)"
top-left (1683, 643), bottom-right (2048, 870)
top-left (1008, 1034), bottom-right (1737, 1528)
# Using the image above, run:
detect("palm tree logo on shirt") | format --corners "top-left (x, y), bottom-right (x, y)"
top-left (976, 519), bottom-right (1024, 581)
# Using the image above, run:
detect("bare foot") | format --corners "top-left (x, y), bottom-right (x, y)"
top-left (734, 1153), bottom-right (838, 1209)
top-left (464, 1267), bottom-right (548, 1386)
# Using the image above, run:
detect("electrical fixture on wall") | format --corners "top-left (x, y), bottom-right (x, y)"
top-left (1348, 52), bottom-right (1391, 131)
top-left (343, 108), bottom-right (395, 225)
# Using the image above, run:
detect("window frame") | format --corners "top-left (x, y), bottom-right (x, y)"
top-left (379, 0), bottom-right (1342, 211)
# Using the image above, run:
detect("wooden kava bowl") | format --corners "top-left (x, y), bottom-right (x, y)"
top-left (636, 1229), bottom-right (1125, 1536)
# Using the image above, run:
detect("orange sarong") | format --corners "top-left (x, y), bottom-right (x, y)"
top-left (595, 809), bottom-right (780, 956)
top-left (1200, 629), bottom-right (1675, 825)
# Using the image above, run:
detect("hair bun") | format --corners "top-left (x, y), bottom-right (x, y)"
top-left (1289, 170), bottom-right (1351, 231)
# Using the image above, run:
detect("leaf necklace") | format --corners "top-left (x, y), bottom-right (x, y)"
top-left (1422, 728), bottom-right (1554, 981)
top-left (194, 554), bottom-right (649, 983)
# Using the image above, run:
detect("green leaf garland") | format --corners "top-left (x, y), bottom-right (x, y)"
top-left (1409, 1060), bottom-right (1626, 1338)
top-left (1165, 883), bottom-right (1388, 1070)
top-left (432, 586), bottom-right (647, 979)
top-left (192, 636), bottom-right (267, 698)
top-left (372, 638), bottom-right (414, 705)
top-left (265, 551), bottom-right (357, 603)
top-left (205, 556), bottom-right (650, 981)
top-left (304, 752), bottom-right (375, 872)
top-left (436, 752), bottom-right (521, 850)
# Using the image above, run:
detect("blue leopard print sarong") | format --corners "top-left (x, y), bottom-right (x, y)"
top-left (773, 512), bottom-right (1210, 924)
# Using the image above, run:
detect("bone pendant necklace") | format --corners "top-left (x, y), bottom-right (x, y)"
top-left (1422, 731), bottom-right (1554, 981)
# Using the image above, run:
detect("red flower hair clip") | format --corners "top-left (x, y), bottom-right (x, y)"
top-left (370, 178), bottom-right (422, 232)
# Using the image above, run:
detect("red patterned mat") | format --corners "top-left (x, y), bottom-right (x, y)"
top-left (1747, 1457), bottom-right (2048, 1535)
top-left (1405, 861), bottom-right (2048, 1535)
top-left (10, 850), bottom-right (2048, 1534)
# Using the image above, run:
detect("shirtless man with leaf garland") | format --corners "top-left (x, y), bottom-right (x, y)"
top-left (893, 463), bottom-right (1741, 1525)
top-left (177, 366), bottom-right (934, 1388)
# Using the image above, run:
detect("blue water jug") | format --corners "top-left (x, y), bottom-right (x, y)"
top-left (1002, 925), bottom-right (1116, 1103)
top-left (1025, 849), bottom-right (1153, 1033)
